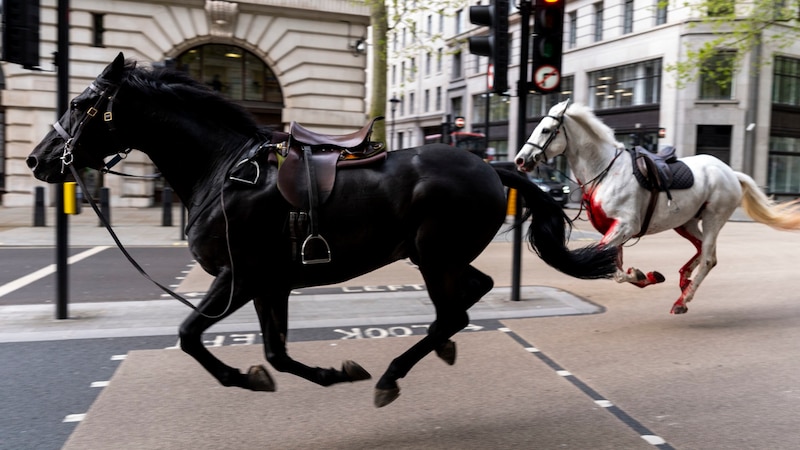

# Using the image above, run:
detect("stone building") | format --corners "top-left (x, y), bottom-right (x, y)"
top-left (1, 0), bottom-right (370, 206)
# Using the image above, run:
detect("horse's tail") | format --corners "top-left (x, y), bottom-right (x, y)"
top-left (737, 172), bottom-right (800, 230)
top-left (492, 165), bottom-right (617, 279)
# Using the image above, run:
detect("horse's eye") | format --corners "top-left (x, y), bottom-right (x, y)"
top-left (542, 127), bottom-right (551, 134)
top-left (70, 101), bottom-right (78, 110)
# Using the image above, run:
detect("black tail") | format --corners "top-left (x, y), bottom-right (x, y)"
top-left (492, 164), bottom-right (617, 279)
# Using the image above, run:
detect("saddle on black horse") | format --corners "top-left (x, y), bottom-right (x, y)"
top-left (626, 146), bottom-right (694, 237)
top-left (228, 117), bottom-right (387, 264)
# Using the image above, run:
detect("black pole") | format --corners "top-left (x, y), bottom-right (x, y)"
top-left (55, 0), bottom-right (69, 319)
top-left (511, 0), bottom-right (532, 302)
top-left (162, 187), bottom-right (173, 226)
top-left (33, 186), bottom-right (46, 226)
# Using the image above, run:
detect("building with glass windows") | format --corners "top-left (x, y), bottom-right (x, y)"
top-left (1, 0), bottom-right (369, 206)
top-left (387, 0), bottom-right (800, 200)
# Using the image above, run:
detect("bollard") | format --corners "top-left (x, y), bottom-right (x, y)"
top-left (33, 186), bottom-right (46, 226)
top-left (180, 206), bottom-right (187, 240)
top-left (98, 187), bottom-right (111, 226)
top-left (162, 187), bottom-right (173, 226)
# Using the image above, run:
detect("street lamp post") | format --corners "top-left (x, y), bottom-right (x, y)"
top-left (389, 96), bottom-right (401, 150)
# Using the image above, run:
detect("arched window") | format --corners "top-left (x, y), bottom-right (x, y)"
top-left (176, 44), bottom-right (282, 124)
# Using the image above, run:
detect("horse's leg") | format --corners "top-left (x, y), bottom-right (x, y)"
top-left (670, 216), bottom-right (724, 314)
top-left (374, 264), bottom-right (493, 407)
top-left (674, 220), bottom-right (703, 292)
top-left (253, 292), bottom-right (372, 387)
top-left (602, 222), bottom-right (665, 288)
top-left (178, 269), bottom-right (274, 391)
top-left (430, 265), bottom-right (494, 365)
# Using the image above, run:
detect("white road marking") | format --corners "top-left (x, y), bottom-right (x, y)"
top-left (641, 435), bottom-right (667, 445)
top-left (594, 400), bottom-right (613, 408)
top-left (110, 354), bottom-right (126, 361)
top-left (63, 414), bottom-right (86, 423)
top-left (556, 370), bottom-right (572, 377)
top-left (0, 246), bottom-right (110, 298)
top-left (90, 381), bottom-right (110, 388)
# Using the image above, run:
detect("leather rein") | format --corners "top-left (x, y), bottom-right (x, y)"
top-left (52, 78), bottom-right (231, 319)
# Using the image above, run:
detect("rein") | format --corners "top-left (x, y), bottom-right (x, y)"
top-left (54, 79), bottom-right (234, 320)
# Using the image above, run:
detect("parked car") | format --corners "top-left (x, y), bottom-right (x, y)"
top-left (528, 164), bottom-right (571, 207)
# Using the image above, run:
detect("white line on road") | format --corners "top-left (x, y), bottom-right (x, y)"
top-left (0, 246), bottom-right (110, 298)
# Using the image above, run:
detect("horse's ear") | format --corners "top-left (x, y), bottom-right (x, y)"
top-left (100, 52), bottom-right (126, 82)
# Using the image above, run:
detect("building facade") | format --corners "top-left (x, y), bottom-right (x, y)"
top-left (387, 0), bottom-right (800, 200)
top-left (1, 0), bottom-right (370, 206)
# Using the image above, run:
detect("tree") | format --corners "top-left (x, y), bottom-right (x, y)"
top-left (666, 0), bottom-right (800, 89)
top-left (363, 0), bottom-right (465, 147)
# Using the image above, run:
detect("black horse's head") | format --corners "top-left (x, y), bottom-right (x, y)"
top-left (28, 52), bottom-right (132, 183)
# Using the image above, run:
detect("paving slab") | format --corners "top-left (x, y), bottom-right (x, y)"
top-left (63, 332), bottom-right (654, 450)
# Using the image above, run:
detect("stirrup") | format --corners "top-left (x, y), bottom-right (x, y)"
top-left (301, 234), bottom-right (331, 264)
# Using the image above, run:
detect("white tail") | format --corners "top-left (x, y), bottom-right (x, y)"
top-left (737, 172), bottom-right (800, 230)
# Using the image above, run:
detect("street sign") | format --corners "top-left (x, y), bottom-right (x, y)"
top-left (533, 64), bottom-right (561, 92)
top-left (454, 116), bottom-right (466, 128)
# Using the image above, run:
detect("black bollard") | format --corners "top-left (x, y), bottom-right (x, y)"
top-left (98, 187), bottom-right (111, 226)
top-left (33, 186), bottom-right (46, 226)
top-left (162, 187), bottom-right (173, 226)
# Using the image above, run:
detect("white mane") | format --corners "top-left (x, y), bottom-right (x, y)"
top-left (559, 102), bottom-right (620, 149)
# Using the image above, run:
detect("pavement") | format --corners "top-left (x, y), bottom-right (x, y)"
top-left (0, 203), bottom-right (614, 343)
top-left (8, 204), bottom-right (800, 449)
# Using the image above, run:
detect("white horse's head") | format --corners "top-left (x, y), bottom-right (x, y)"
top-left (514, 100), bottom-right (572, 172)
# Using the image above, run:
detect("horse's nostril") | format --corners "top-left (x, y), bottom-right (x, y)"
top-left (515, 157), bottom-right (525, 166)
top-left (26, 155), bottom-right (38, 169)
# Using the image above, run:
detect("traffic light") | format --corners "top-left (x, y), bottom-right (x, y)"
top-left (468, 0), bottom-right (509, 94)
top-left (2, 0), bottom-right (40, 69)
top-left (532, 0), bottom-right (565, 93)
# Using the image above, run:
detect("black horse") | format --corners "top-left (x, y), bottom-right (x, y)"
top-left (28, 53), bottom-right (616, 407)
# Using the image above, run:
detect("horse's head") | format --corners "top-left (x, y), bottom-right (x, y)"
top-left (27, 52), bottom-right (131, 183)
top-left (514, 99), bottom-right (571, 172)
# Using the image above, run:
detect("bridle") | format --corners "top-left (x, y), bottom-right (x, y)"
top-left (52, 80), bottom-right (130, 175)
top-left (525, 99), bottom-right (571, 163)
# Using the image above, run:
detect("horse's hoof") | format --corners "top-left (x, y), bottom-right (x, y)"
top-left (247, 365), bottom-right (276, 392)
top-left (671, 304), bottom-right (689, 315)
top-left (342, 360), bottom-right (372, 382)
top-left (435, 340), bottom-right (457, 365)
top-left (374, 387), bottom-right (401, 408)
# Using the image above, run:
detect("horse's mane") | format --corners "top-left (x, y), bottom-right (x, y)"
top-left (120, 61), bottom-right (263, 137)
top-left (564, 103), bottom-right (620, 148)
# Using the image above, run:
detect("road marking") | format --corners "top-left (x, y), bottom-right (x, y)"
top-left (90, 381), bottom-right (110, 388)
top-left (0, 246), bottom-right (110, 298)
top-left (110, 354), bottom-right (126, 361)
top-left (502, 328), bottom-right (674, 449)
top-left (63, 413), bottom-right (86, 423)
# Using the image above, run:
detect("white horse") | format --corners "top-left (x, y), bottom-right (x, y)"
top-left (515, 100), bottom-right (800, 314)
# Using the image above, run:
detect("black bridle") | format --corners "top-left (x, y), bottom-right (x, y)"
top-left (52, 81), bottom-right (129, 175)
top-left (525, 100), bottom-right (571, 162)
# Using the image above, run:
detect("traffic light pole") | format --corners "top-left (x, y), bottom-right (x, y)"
top-left (510, 0), bottom-right (532, 302)
top-left (55, 0), bottom-right (70, 319)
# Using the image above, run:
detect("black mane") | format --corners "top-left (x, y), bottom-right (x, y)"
top-left (120, 62), bottom-right (262, 137)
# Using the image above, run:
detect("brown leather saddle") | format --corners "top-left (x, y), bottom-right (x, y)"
top-left (229, 117), bottom-right (386, 264)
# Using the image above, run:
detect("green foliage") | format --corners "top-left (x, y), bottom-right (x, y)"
top-left (665, 0), bottom-right (800, 89)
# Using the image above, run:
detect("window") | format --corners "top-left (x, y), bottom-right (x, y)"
top-left (472, 93), bottom-right (510, 123)
top-left (425, 52), bottom-right (432, 76)
top-left (455, 9), bottom-right (463, 34)
top-left (588, 59), bottom-right (662, 109)
top-left (623, 0), bottom-right (634, 33)
top-left (435, 86), bottom-right (442, 111)
top-left (424, 89), bottom-right (430, 113)
top-left (773, 56), bottom-right (800, 106)
top-left (696, 125), bottom-right (731, 164)
top-left (437, 48), bottom-right (443, 73)
top-left (92, 13), bottom-right (105, 47)
top-left (698, 51), bottom-right (735, 100)
top-left (707, 0), bottom-right (734, 16)
top-left (594, 3), bottom-right (604, 42)
top-left (769, 136), bottom-right (800, 195)
top-left (527, 76), bottom-right (574, 118)
top-left (451, 96), bottom-right (463, 117)
top-left (568, 12), bottom-right (577, 48)
top-left (655, 0), bottom-right (668, 25)
top-left (409, 92), bottom-right (415, 114)
top-left (176, 44), bottom-right (281, 103)
top-left (452, 51), bottom-right (463, 80)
